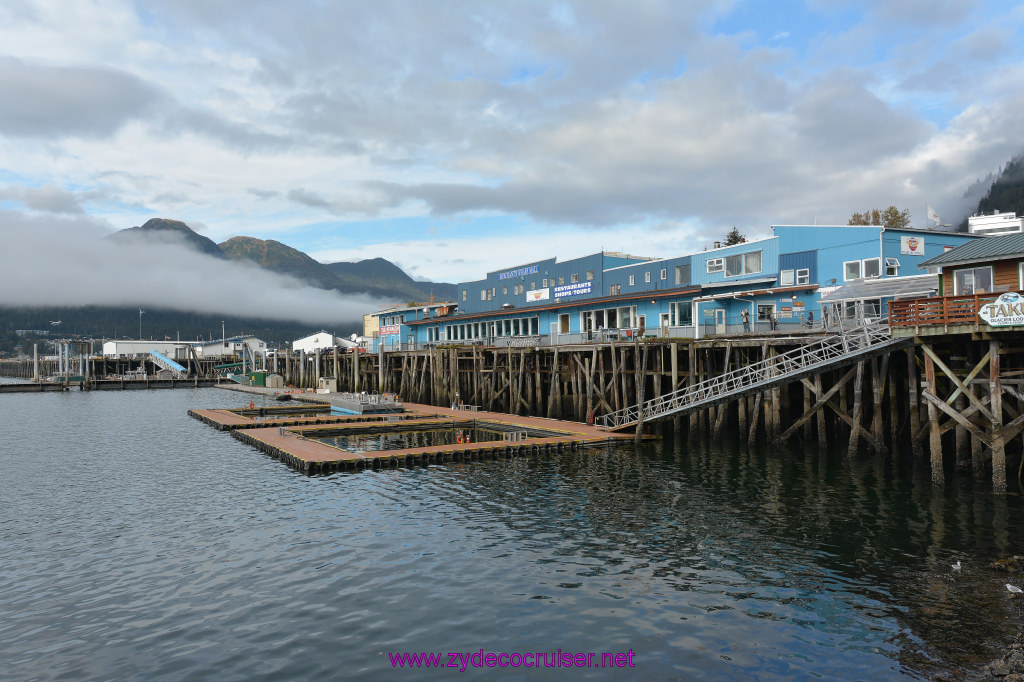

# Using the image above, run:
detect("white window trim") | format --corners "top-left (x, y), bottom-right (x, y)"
top-left (629, 274), bottom-right (635, 286)
top-left (863, 257), bottom-right (881, 279)
top-left (843, 260), bottom-right (861, 281)
top-left (796, 268), bottom-right (810, 285)
top-left (780, 269), bottom-right (795, 286)
top-left (660, 268), bottom-right (667, 280)
top-left (707, 257), bottom-right (724, 273)
top-left (645, 272), bottom-right (652, 283)
top-left (885, 257), bottom-right (900, 276)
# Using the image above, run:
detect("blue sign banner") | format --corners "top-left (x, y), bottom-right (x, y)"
top-left (498, 265), bottom-right (540, 280)
top-left (554, 281), bottom-right (593, 298)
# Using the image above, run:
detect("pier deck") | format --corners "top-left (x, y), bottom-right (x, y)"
top-left (193, 386), bottom-right (637, 474)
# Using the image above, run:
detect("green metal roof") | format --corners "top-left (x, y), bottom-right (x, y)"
top-left (920, 232), bottom-right (1024, 268)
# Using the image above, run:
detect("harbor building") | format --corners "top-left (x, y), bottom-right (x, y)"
top-left (967, 210), bottom-right (1024, 236)
top-left (368, 225), bottom-right (977, 351)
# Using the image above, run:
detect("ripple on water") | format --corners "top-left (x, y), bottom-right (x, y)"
top-left (1, 388), bottom-right (1021, 680)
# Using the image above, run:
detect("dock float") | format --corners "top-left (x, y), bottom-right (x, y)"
top-left (190, 398), bottom-right (638, 475)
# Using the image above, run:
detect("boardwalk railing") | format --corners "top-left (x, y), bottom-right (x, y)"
top-left (600, 322), bottom-right (905, 431)
top-left (889, 293), bottom-right (1001, 328)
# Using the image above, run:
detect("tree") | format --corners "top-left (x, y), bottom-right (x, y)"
top-left (724, 226), bottom-right (746, 245)
top-left (848, 206), bottom-right (911, 228)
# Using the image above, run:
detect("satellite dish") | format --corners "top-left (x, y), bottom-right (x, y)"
top-left (350, 333), bottom-right (357, 341)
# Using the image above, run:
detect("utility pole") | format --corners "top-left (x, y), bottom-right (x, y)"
top-left (139, 309), bottom-right (144, 340)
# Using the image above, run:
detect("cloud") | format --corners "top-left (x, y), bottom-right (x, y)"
top-left (0, 210), bottom-right (384, 325)
top-left (0, 184), bottom-right (86, 214)
top-left (0, 57), bottom-right (165, 138)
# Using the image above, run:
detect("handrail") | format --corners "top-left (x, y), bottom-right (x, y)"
top-left (600, 321), bottom-right (901, 429)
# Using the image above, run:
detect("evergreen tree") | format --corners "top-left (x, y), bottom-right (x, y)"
top-left (724, 226), bottom-right (746, 245)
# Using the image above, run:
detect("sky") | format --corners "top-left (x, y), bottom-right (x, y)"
top-left (2, 0), bottom-right (1024, 309)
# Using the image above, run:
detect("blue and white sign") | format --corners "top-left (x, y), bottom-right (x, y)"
top-left (498, 265), bottom-right (540, 280)
top-left (554, 281), bottom-right (593, 298)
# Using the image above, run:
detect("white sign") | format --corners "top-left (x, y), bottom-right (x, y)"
top-left (554, 281), bottom-right (593, 298)
top-left (979, 292), bottom-right (1024, 327)
top-left (379, 324), bottom-right (401, 336)
top-left (901, 235), bottom-right (925, 255)
top-left (526, 288), bottom-right (550, 302)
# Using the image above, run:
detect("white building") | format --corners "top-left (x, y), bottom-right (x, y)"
top-left (293, 331), bottom-right (358, 354)
top-left (196, 335), bottom-right (267, 358)
top-left (968, 211), bottom-right (1024, 236)
top-left (102, 340), bottom-right (194, 360)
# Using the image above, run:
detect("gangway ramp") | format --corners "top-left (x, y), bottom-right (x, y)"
top-left (150, 350), bottom-right (189, 379)
top-left (601, 324), bottom-right (911, 431)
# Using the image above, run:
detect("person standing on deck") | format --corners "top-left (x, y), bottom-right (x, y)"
top-left (741, 308), bottom-right (750, 332)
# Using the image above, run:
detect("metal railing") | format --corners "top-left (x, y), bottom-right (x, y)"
top-left (600, 321), bottom-right (903, 430)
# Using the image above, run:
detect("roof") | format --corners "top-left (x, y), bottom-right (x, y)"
top-left (819, 275), bottom-right (937, 302)
top-left (919, 232), bottom-right (1024, 268)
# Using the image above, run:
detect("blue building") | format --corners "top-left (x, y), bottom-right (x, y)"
top-left (369, 225), bottom-right (978, 351)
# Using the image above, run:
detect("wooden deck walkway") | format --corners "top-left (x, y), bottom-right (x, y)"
top-left (192, 395), bottom-right (636, 474)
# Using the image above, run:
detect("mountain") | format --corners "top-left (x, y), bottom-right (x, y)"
top-left (326, 258), bottom-right (458, 302)
top-left (958, 153), bottom-right (1024, 230)
top-left (109, 218), bottom-right (228, 259)
top-left (219, 236), bottom-right (340, 290)
top-left (106, 218), bottom-right (457, 303)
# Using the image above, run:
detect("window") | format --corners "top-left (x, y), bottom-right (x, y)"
top-left (462, 290), bottom-right (467, 302)
top-left (480, 289), bottom-right (487, 301)
top-left (586, 270), bottom-right (594, 281)
top-left (675, 264), bottom-right (690, 285)
top-left (502, 286), bottom-right (508, 295)
top-left (780, 269), bottom-right (795, 286)
top-left (707, 257), bottom-right (724, 273)
top-left (725, 251), bottom-right (762, 277)
top-left (542, 278), bottom-right (548, 287)
top-left (885, 258), bottom-right (900, 276)
top-left (571, 273), bottom-right (580, 283)
top-left (757, 304), bottom-right (775, 321)
top-left (629, 275), bottom-right (635, 286)
top-left (645, 272), bottom-right (652, 283)
top-left (863, 258), bottom-right (881, 279)
top-left (609, 284), bottom-right (621, 295)
top-left (796, 268), bottom-right (810, 285)
top-left (660, 268), bottom-right (667, 280)
top-left (530, 281), bottom-right (536, 291)
top-left (559, 313), bottom-right (570, 334)
top-left (844, 260), bottom-right (861, 281)
top-left (558, 276), bottom-right (565, 286)
top-left (953, 266), bottom-right (993, 295)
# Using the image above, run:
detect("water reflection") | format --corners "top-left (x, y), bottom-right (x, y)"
top-left (1, 388), bottom-right (1021, 680)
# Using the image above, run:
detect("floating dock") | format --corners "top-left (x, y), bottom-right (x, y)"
top-left (191, 389), bottom-right (638, 474)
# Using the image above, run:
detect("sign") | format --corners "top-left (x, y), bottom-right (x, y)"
top-left (554, 281), bottom-right (593, 298)
top-left (901, 235), bottom-right (925, 255)
top-left (526, 288), bottom-right (550, 302)
top-left (498, 265), bottom-right (540, 280)
top-left (379, 324), bottom-right (401, 337)
top-left (979, 292), bottom-right (1024, 327)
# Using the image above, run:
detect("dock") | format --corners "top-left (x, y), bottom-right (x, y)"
top-left (191, 385), bottom-right (637, 474)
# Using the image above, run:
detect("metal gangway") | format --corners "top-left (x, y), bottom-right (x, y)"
top-left (149, 350), bottom-right (189, 379)
top-left (600, 322), bottom-right (909, 431)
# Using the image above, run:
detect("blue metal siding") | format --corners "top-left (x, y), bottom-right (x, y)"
top-left (779, 250), bottom-right (817, 284)
top-left (691, 238), bottom-right (779, 285)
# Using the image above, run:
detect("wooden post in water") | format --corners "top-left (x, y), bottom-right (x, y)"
top-left (907, 347), bottom-right (922, 459)
top-left (847, 361), bottom-right (864, 458)
top-left (990, 340), bottom-right (1006, 493)
top-left (923, 348), bottom-right (943, 486)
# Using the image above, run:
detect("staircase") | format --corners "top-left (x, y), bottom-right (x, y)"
top-left (149, 350), bottom-right (189, 379)
top-left (601, 323), bottom-right (909, 431)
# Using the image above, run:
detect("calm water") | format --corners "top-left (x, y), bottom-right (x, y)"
top-left (2, 387), bottom-right (1023, 681)
top-left (313, 425), bottom-right (554, 452)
